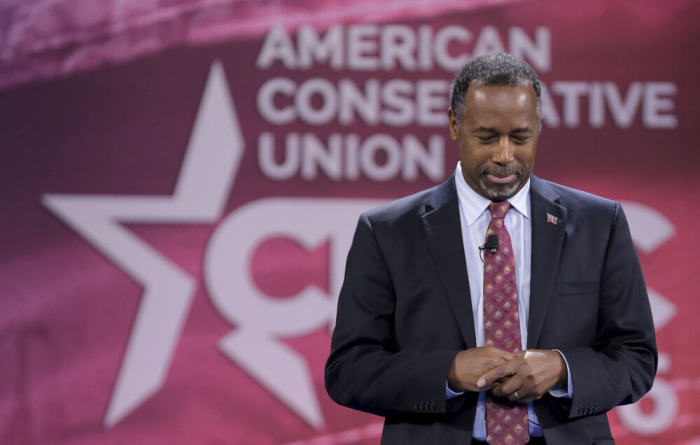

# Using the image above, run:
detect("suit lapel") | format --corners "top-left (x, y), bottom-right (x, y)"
top-left (420, 176), bottom-right (477, 348)
top-left (527, 176), bottom-right (567, 348)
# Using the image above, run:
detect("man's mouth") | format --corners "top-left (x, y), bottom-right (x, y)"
top-left (485, 173), bottom-right (516, 184)
top-left (483, 169), bottom-right (521, 185)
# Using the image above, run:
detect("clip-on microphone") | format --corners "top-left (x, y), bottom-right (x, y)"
top-left (479, 234), bottom-right (499, 262)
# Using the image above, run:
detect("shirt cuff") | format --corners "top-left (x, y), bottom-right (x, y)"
top-left (548, 349), bottom-right (574, 398)
top-left (446, 381), bottom-right (464, 399)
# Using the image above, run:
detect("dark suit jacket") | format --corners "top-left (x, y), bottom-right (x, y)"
top-left (325, 175), bottom-right (657, 444)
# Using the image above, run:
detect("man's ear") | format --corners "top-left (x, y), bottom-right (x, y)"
top-left (448, 108), bottom-right (458, 141)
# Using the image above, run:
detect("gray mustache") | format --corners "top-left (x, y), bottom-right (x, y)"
top-left (481, 168), bottom-right (523, 177)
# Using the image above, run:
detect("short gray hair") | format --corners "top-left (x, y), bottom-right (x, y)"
top-left (450, 52), bottom-right (542, 126)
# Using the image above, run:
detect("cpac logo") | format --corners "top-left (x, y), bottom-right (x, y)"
top-left (43, 62), bottom-right (379, 429)
top-left (43, 62), bottom-right (677, 435)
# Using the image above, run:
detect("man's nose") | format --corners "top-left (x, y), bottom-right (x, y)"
top-left (492, 137), bottom-right (514, 164)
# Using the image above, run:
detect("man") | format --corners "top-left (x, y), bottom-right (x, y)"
top-left (325, 53), bottom-right (657, 444)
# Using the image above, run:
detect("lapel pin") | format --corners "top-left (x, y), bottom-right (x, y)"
top-left (546, 213), bottom-right (558, 225)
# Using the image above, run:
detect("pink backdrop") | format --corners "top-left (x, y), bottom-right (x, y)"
top-left (1, 0), bottom-right (698, 443)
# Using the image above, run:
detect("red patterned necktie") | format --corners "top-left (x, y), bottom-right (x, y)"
top-left (483, 201), bottom-right (529, 445)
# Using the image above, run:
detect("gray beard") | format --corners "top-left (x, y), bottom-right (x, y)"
top-left (478, 177), bottom-right (521, 202)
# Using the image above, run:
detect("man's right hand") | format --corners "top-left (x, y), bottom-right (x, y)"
top-left (447, 347), bottom-right (515, 392)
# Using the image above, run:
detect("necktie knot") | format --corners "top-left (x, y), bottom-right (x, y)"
top-left (489, 201), bottom-right (511, 220)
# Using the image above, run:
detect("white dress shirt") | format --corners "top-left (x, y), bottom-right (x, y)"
top-left (448, 162), bottom-right (572, 440)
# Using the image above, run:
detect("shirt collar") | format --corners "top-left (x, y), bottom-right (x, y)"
top-left (454, 162), bottom-right (531, 226)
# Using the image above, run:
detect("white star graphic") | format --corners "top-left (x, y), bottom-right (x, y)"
top-left (43, 61), bottom-right (243, 428)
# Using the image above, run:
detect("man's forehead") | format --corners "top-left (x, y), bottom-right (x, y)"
top-left (470, 85), bottom-right (532, 103)
top-left (465, 84), bottom-right (537, 109)
top-left (461, 85), bottom-right (539, 130)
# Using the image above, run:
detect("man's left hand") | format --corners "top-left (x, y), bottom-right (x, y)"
top-left (475, 349), bottom-right (567, 403)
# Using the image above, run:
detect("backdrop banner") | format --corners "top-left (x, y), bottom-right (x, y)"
top-left (1, 0), bottom-right (698, 443)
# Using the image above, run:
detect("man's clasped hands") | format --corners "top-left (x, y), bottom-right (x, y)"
top-left (447, 347), bottom-right (568, 403)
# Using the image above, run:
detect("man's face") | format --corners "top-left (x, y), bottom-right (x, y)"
top-left (448, 84), bottom-right (539, 201)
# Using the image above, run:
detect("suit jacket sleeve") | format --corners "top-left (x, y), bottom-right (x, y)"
top-left (559, 202), bottom-right (657, 418)
top-left (325, 213), bottom-right (461, 417)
